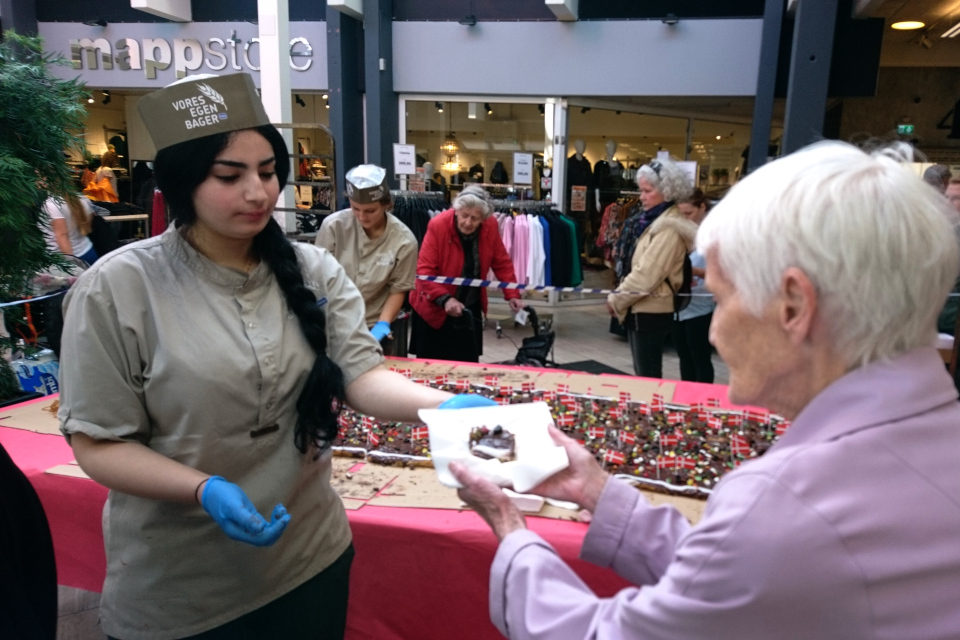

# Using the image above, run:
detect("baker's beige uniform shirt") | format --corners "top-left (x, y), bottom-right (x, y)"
top-left (58, 226), bottom-right (383, 640)
top-left (316, 209), bottom-right (417, 326)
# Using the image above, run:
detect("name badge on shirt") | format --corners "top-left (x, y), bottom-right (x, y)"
top-left (375, 253), bottom-right (395, 267)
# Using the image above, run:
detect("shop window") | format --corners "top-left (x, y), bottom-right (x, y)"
top-left (566, 107), bottom-right (688, 262)
top-left (404, 100), bottom-right (551, 200)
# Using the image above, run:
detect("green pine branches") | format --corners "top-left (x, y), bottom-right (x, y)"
top-left (0, 30), bottom-right (89, 398)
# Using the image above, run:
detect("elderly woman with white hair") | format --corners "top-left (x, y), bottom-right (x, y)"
top-left (608, 158), bottom-right (697, 377)
top-left (450, 141), bottom-right (960, 639)
top-left (410, 185), bottom-right (524, 361)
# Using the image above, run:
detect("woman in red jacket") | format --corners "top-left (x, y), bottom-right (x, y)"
top-left (410, 185), bottom-right (524, 361)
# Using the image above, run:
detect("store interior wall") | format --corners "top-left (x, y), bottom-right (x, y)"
top-left (567, 110), bottom-right (689, 168)
top-left (406, 101), bottom-right (547, 184)
top-left (290, 93), bottom-right (333, 179)
top-left (838, 67), bottom-right (960, 158)
top-left (404, 99), bottom-right (787, 190)
top-left (74, 89), bottom-right (331, 160)
top-left (73, 91), bottom-right (129, 162)
top-left (566, 108), bottom-right (773, 188)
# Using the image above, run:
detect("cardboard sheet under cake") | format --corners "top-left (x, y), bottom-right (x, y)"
top-left (0, 363), bottom-right (675, 439)
top-left (330, 458), bottom-right (705, 524)
top-left (0, 396), bottom-right (63, 435)
top-left (2, 366), bottom-right (692, 519)
top-left (385, 357), bottom-right (677, 403)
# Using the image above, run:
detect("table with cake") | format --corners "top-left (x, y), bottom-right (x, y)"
top-left (0, 357), bottom-right (781, 639)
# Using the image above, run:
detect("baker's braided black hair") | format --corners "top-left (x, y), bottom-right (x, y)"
top-left (154, 125), bottom-right (345, 453)
top-left (254, 217), bottom-right (345, 451)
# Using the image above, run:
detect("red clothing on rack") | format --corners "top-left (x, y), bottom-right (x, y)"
top-left (151, 190), bottom-right (167, 237)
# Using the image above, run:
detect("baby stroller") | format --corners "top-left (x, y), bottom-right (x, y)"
top-left (496, 306), bottom-right (557, 368)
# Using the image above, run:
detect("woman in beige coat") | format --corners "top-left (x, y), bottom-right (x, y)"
top-left (608, 158), bottom-right (696, 377)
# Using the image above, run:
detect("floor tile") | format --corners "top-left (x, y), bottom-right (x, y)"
top-left (483, 300), bottom-right (728, 386)
top-left (58, 586), bottom-right (100, 617)
top-left (57, 606), bottom-right (106, 640)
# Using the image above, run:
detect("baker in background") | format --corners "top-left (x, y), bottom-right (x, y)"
top-left (317, 165), bottom-right (417, 355)
top-left (452, 141), bottom-right (960, 639)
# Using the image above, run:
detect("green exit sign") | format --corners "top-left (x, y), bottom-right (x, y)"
top-left (897, 124), bottom-right (915, 135)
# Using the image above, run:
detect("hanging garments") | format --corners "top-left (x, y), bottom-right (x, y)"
top-left (83, 177), bottom-right (119, 203)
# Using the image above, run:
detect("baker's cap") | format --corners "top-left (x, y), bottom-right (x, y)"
top-left (346, 165), bottom-right (389, 203)
top-left (137, 73), bottom-right (271, 152)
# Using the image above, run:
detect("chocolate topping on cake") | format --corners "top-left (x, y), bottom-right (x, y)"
top-left (469, 425), bottom-right (516, 461)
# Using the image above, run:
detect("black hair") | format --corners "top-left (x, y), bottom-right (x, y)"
top-left (154, 125), bottom-right (345, 453)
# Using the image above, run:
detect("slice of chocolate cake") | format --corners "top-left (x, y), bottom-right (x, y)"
top-left (469, 425), bottom-right (516, 461)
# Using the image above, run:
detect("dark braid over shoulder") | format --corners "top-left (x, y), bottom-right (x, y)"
top-left (155, 124), bottom-right (345, 453)
top-left (255, 218), bottom-right (346, 453)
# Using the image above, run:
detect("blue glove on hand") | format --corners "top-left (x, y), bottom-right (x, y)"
top-left (201, 476), bottom-right (290, 547)
top-left (438, 395), bottom-right (498, 410)
top-left (370, 321), bottom-right (392, 342)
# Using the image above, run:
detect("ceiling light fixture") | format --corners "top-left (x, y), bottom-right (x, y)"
top-left (322, 93), bottom-right (329, 99)
top-left (580, 107), bottom-right (591, 114)
top-left (101, 90), bottom-right (111, 105)
top-left (716, 135), bottom-right (721, 140)
top-left (295, 94), bottom-right (306, 107)
top-left (458, 15), bottom-right (477, 26)
top-left (436, 101), bottom-right (444, 113)
top-left (441, 133), bottom-right (460, 155)
top-left (485, 103), bottom-right (493, 115)
top-left (942, 21), bottom-right (960, 38)
top-left (538, 104), bottom-right (545, 116)
top-left (87, 97), bottom-right (94, 104)
top-left (82, 19), bottom-right (107, 27)
top-left (662, 13), bottom-right (679, 26)
top-left (891, 21), bottom-right (925, 30)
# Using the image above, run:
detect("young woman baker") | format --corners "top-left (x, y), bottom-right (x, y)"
top-left (316, 165), bottom-right (418, 356)
top-left (57, 73), bottom-right (488, 640)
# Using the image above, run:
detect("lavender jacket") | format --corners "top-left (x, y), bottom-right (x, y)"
top-left (491, 348), bottom-right (960, 639)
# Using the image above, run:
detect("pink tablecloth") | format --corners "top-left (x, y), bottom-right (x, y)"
top-left (0, 367), bottom-right (748, 639)
top-left (1, 409), bottom-right (630, 639)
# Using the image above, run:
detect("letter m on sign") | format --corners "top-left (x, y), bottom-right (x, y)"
top-left (71, 38), bottom-right (113, 70)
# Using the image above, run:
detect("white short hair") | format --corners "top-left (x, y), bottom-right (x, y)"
top-left (697, 141), bottom-right (960, 368)
top-left (636, 158), bottom-right (693, 202)
top-left (453, 185), bottom-right (493, 218)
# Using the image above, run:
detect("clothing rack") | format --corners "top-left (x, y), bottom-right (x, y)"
top-left (490, 199), bottom-right (554, 210)
top-left (391, 190), bottom-right (446, 198)
top-left (390, 190), bottom-right (448, 247)
top-left (463, 182), bottom-right (536, 201)
top-left (466, 182), bottom-right (527, 189)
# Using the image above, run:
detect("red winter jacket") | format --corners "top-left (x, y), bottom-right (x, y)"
top-left (410, 209), bottom-right (521, 329)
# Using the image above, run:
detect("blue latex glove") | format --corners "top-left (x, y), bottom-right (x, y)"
top-left (201, 476), bottom-right (290, 547)
top-left (438, 395), bottom-right (498, 410)
top-left (370, 321), bottom-right (392, 342)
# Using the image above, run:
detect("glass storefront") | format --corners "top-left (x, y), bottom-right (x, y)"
top-left (403, 99), bottom-right (551, 200)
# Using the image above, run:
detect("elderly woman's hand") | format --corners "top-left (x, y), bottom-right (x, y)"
top-left (508, 298), bottom-right (525, 313)
top-left (526, 426), bottom-right (609, 513)
top-left (444, 298), bottom-right (465, 317)
top-left (450, 462), bottom-right (527, 542)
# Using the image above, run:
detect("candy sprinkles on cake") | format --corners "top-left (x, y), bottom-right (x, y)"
top-left (331, 372), bottom-right (790, 498)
